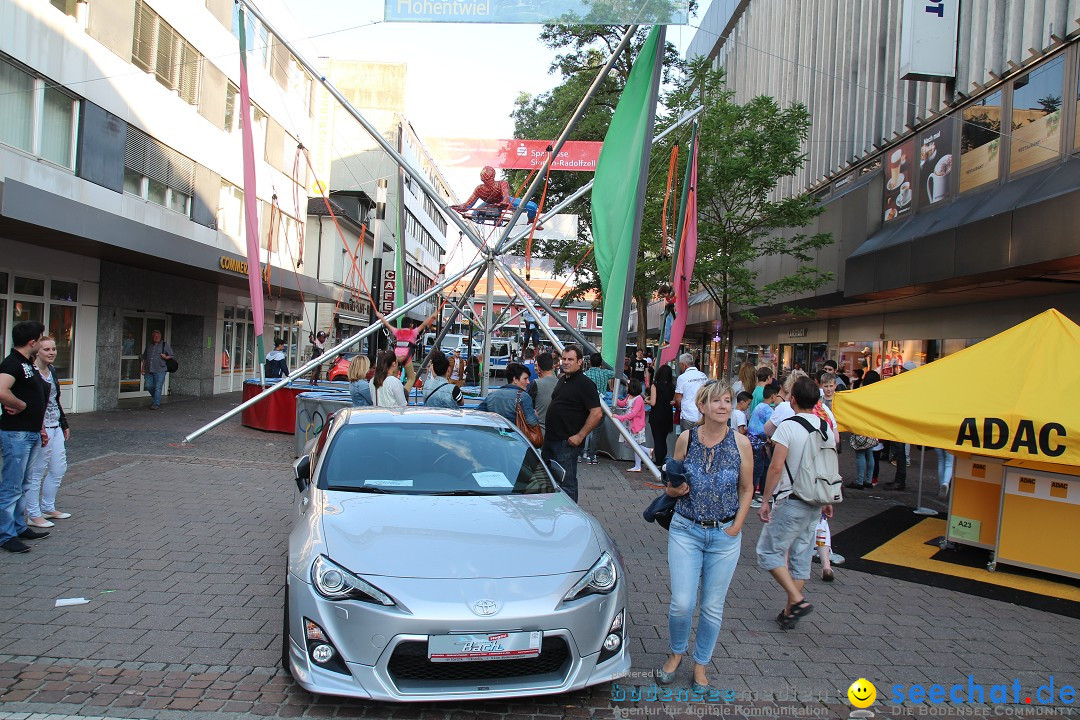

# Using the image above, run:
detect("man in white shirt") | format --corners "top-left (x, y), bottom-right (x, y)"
top-left (673, 353), bottom-right (708, 432)
top-left (757, 376), bottom-right (835, 630)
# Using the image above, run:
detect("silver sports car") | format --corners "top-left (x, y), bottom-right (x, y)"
top-left (283, 407), bottom-right (630, 701)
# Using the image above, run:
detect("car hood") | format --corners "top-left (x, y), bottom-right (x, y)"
top-left (320, 492), bottom-right (600, 579)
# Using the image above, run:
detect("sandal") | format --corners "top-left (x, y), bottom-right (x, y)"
top-left (787, 599), bottom-right (813, 619)
top-left (822, 569), bottom-right (835, 582)
top-left (776, 609), bottom-right (796, 631)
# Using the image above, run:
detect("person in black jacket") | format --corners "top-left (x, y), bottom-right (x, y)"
top-left (264, 337), bottom-right (289, 379)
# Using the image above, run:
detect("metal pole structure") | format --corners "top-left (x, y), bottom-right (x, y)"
top-left (414, 264), bottom-right (488, 377)
top-left (181, 257), bottom-right (485, 444)
top-left (481, 261), bottom-right (495, 394)
top-left (494, 257), bottom-right (602, 360)
top-left (235, 0), bottom-right (489, 257)
top-left (498, 105), bottom-right (705, 258)
top-left (914, 444), bottom-right (937, 516)
top-left (493, 263), bottom-right (660, 479)
top-left (494, 24), bottom-right (640, 252)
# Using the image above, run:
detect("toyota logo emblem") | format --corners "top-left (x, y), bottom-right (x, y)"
top-left (472, 599), bottom-right (499, 616)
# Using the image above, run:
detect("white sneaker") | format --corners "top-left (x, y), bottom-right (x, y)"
top-left (750, 495), bottom-right (763, 509)
top-left (938, 484), bottom-right (949, 498)
top-left (831, 552), bottom-right (845, 565)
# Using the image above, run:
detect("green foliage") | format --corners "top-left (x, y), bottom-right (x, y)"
top-left (511, 25), bottom-right (832, 355)
top-left (510, 24), bottom-right (683, 348)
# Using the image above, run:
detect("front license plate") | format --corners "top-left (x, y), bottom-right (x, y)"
top-left (428, 631), bottom-right (542, 662)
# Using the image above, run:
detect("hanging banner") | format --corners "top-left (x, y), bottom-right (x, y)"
top-left (385, 0), bottom-right (688, 24)
top-left (427, 138), bottom-right (602, 172)
top-left (899, 0), bottom-right (959, 80)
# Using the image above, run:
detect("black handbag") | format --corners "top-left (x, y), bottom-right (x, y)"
top-left (642, 458), bottom-right (688, 531)
top-left (165, 357), bottom-right (179, 373)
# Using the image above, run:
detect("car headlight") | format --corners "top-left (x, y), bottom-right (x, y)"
top-left (563, 551), bottom-right (618, 602)
top-left (311, 555), bottom-right (395, 606)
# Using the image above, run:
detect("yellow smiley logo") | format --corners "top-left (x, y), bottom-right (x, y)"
top-left (847, 678), bottom-right (877, 708)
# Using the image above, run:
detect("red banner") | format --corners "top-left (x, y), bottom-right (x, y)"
top-left (427, 138), bottom-right (602, 172)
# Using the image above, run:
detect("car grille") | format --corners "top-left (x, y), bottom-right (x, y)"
top-left (388, 637), bottom-right (570, 682)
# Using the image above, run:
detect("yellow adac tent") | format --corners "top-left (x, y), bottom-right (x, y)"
top-left (834, 309), bottom-right (1080, 466)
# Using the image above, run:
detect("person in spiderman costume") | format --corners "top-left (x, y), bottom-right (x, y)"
top-left (451, 166), bottom-right (542, 229)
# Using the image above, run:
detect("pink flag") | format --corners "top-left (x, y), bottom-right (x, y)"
top-left (659, 140), bottom-right (697, 367)
top-left (237, 8), bottom-right (264, 342)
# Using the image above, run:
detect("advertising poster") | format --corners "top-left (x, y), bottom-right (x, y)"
top-left (426, 138), bottom-right (602, 172)
top-left (918, 119), bottom-right (954, 208)
top-left (882, 138), bottom-right (916, 223)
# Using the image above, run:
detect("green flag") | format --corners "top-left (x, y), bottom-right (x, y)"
top-left (591, 26), bottom-right (664, 369)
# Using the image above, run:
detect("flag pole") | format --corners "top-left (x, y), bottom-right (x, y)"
top-left (611, 26), bottom-right (666, 393)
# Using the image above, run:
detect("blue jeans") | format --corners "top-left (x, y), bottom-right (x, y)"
top-left (145, 371), bottom-right (166, 406)
top-left (667, 513), bottom-right (741, 665)
top-left (1, 430), bottom-right (43, 544)
top-left (541, 439), bottom-right (582, 502)
top-left (751, 442), bottom-right (769, 494)
top-left (582, 425), bottom-right (602, 462)
top-left (511, 197), bottom-right (539, 222)
top-left (855, 448), bottom-right (874, 487)
top-left (935, 448), bottom-right (955, 488)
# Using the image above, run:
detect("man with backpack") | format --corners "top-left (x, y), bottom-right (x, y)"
top-left (757, 376), bottom-right (843, 631)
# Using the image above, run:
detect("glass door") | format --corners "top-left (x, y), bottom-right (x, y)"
top-left (119, 314), bottom-right (169, 398)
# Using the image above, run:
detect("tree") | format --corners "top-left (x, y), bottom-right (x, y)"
top-left (663, 57), bottom-right (833, 373)
top-left (510, 24), bottom-right (685, 357)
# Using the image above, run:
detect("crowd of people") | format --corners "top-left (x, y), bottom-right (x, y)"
top-left (0, 322), bottom-right (73, 554)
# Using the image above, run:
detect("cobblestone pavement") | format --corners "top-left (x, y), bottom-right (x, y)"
top-left (0, 395), bottom-right (1077, 719)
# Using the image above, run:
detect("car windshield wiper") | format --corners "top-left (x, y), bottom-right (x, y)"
top-left (333, 486), bottom-right (394, 494)
top-left (424, 490), bottom-right (491, 496)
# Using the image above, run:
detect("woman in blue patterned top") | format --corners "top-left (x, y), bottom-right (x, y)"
top-left (657, 380), bottom-right (754, 695)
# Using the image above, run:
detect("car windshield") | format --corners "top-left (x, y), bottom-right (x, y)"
top-left (319, 423), bottom-right (557, 495)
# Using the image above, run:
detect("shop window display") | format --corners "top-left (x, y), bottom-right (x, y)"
top-left (1010, 55), bottom-right (1065, 175)
top-left (959, 90), bottom-right (1002, 192)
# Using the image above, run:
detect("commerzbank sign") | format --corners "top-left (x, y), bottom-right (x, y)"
top-left (385, 0), bottom-right (688, 24)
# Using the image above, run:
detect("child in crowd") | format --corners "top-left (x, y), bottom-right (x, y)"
top-left (659, 284), bottom-right (677, 347)
top-left (732, 391), bottom-right (752, 434)
top-left (747, 385), bottom-right (781, 508)
top-left (615, 379), bottom-right (648, 472)
top-left (814, 511), bottom-right (844, 581)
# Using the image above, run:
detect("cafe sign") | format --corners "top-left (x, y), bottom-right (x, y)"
top-left (381, 269), bottom-right (397, 315)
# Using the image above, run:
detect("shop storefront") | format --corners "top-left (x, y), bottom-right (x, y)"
top-left (0, 238), bottom-right (99, 413)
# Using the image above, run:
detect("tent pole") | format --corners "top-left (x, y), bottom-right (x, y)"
top-left (914, 444), bottom-right (937, 516)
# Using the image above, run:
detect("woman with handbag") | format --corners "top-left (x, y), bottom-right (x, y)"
top-left (658, 380), bottom-right (754, 695)
top-left (477, 363), bottom-right (540, 443)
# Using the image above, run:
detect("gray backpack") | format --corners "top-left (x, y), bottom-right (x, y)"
top-left (783, 416), bottom-right (844, 505)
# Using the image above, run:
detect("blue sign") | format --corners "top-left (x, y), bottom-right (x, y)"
top-left (384, 0), bottom-right (689, 24)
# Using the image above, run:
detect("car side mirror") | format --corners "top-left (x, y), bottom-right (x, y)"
top-left (293, 455), bottom-right (311, 491)
top-left (548, 460), bottom-right (566, 485)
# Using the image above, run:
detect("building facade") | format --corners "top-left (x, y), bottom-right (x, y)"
top-left (678, 0), bottom-right (1080, 378)
top-left (309, 60), bottom-right (456, 352)
top-left (0, 0), bottom-right (342, 409)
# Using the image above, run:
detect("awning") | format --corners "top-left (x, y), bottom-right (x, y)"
top-left (335, 312), bottom-right (370, 325)
top-left (845, 161), bottom-right (1080, 297)
top-left (0, 178), bottom-right (344, 304)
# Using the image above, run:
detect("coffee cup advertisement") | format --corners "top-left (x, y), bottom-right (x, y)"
top-left (882, 138), bottom-right (916, 223)
top-left (919, 119), bottom-right (954, 207)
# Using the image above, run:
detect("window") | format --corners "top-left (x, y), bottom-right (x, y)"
top-left (286, 59), bottom-right (312, 114)
top-left (218, 182), bottom-right (244, 238)
top-left (959, 90), bottom-right (1002, 192)
top-left (49, 0), bottom-right (77, 17)
top-left (0, 275), bottom-right (77, 380)
top-left (0, 58), bottom-right (78, 169)
top-left (422, 193), bottom-right (448, 236)
top-left (1010, 55), bottom-right (1065, 174)
top-left (404, 210), bottom-right (442, 258)
top-left (224, 82), bottom-right (238, 133)
top-left (595, 313), bottom-right (603, 328)
top-left (577, 312), bottom-right (588, 328)
top-left (132, 1), bottom-right (202, 106)
top-left (124, 127), bottom-right (196, 216)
